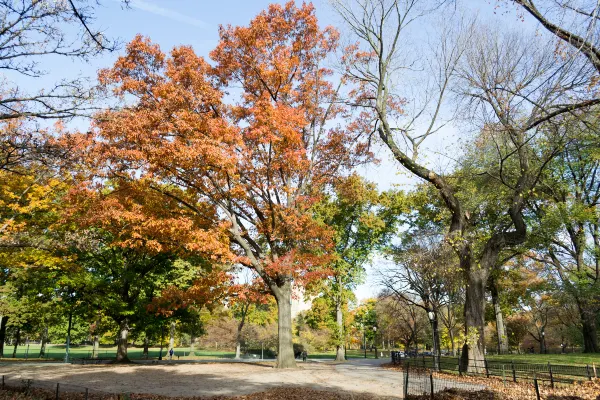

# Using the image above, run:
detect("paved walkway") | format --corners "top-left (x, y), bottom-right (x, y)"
top-left (0, 357), bottom-right (487, 399)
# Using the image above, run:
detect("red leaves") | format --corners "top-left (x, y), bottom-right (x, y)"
top-left (69, 1), bottom-right (375, 313)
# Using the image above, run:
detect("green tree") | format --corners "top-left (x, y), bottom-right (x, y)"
top-left (529, 130), bottom-right (600, 352)
top-left (312, 175), bottom-right (398, 360)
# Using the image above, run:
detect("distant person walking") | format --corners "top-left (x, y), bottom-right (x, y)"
top-left (302, 350), bottom-right (307, 362)
top-left (169, 348), bottom-right (174, 360)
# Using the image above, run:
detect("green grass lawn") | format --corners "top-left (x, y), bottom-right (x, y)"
top-left (305, 349), bottom-right (384, 360)
top-left (4, 344), bottom-right (598, 366)
top-left (2, 344), bottom-right (386, 361)
top-left (486, 353), bottom-right (600, 366)
top-left (394, 353), bottom-right (600, 369)
top-left (0, 344), bottom-right (235, 360)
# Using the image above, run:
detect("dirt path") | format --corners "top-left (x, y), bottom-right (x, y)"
top-left (0, 360), bottom-right (403, 398)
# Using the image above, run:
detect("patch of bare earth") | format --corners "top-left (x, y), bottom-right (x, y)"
top-left (0, 362), bottom-right (401, 399)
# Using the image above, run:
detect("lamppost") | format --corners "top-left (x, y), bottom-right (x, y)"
top-left (541, 331), bottom-right (546, 354)
top-left (373, 326), bottom-right (378, 359)
top-left (427, 310), bottom-right (439, 371)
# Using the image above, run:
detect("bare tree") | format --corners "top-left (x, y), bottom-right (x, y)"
top-left (333, 0), bottom-right (597, 371)
top-left (0, 0), bottom-right (126, 121)
top-left (509, 0), bottom-right (600, 73)
top-left (438, 279), bottom-right (463, 356)
top-left (381, 234), bottom-right (458, 367)
top-left (378, 292), bottom-right (428, 352)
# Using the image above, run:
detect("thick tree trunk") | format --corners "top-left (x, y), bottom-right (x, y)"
top-left (491, 280), bottom-right (508, 354)
top-left (92, 335), bottom-right (99, 358)
top-left (115, 319), bottom-right (129, 362)
top-left (169, 321), bottom-right (175, 357)
top-left (12, 327), bottom-right (20, 358)
top-left (460, 263), bottom-right (488, 374)
top-left (335, 298), bottom-right (345, 362)
top-left (581, 307), bottom-right (599, 353)
top-left (273, 282), bottom-right (296, 368)
top-left (235, 304), bottom-right (248, 360)
top-left (0, 316), bottom-right (8, 357)
top-left (39, 326), bottom-right (48, 358)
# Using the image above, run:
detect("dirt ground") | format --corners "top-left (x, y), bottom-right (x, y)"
top-left (0, 360), bottom-right (404, 399)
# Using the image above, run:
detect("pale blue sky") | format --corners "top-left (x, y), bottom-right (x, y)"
top-left (26, 0), bottom-right (539, 302)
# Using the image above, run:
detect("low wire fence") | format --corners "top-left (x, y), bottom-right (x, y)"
top-left (1, 345), bottom-right (277, 362)
top-left (391, 352), bottom-right (597, 386)
top-left (400, 367), bottom-right (493, 399)
top-left (1, 375), bottom-right (119, 399)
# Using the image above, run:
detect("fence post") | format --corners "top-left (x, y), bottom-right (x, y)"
top-left (422, 355), bottom-right (425, 368)
top-left (55, 383), bottom-right (59, 400)
top-left (548, 363), bottom-right (554, 389)
top-left (404, 363), bottom-right (409, 399)
top-left (429, 373), bottom-right (434, 400)
top-left (85, 388), bottom-right (89, 400)
top-left (458, 357), bottom-right (462, 376)
top-left (485, 359), bottom-right (490, 378)
top-left (534, 375), bottom-right (540, 400)
top-left (593, 363), bottom-right (597, 379)
top-left (586, 364), bottom-right (592, 381)
top-left (1, 375), bottom-right (4, 389)
top-left (502, 365), bottom-right (506, 387)
top-left (511, 361), bottom-right (517, 383)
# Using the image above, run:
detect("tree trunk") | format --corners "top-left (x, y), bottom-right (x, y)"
top-left (491, 279), bottom-right (508, 354)
top-left (169, 321), bottom-right (175, 355)
top-left (460, 262), bottom-right (488, 373)
top-left (335, 297), bottom-right (345, 362)
top-left (581, 307), bottom-right (599, 353)
top-left (12, 327), bottom-right (20, 358)
top-left (432, 313), bottom-right (441, 370)
top-left (0, 316), bottom-right (8, 357)
top-left (235, 303), bottom-right (248, 360)
top-left (273, 281), bottom-right (296, 368)
top-left (448, 326), bottom-right (455, 357)
top-left (234, 319), bottom-right (243, 360)
top-left (159, 324), bottom-right (164, 360)
top-left (39, 326), bottom-right (48, 358)
top-left (92, 335), bottom-right (99, 358)
top-left (65, 311), bottom-right (73, 362)
top-left (143, 336), bottom-right (149, 359)
top-left (115, 319), bottom-right (129, 362)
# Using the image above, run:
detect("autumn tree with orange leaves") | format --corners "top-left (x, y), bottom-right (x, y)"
top-left (81, 2), bottom-right (370, 368)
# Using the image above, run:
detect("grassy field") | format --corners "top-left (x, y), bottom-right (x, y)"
top-left (3, 344), bottom-right (598, 366)
top-left (486, 353), bottom-right (600, 366)
top-left (1, 344), bottom-right (386, 361)
top-left (398, 353), bottom-right (600, 368)
top-left (309, 349), bottom-right (382, 359)
top-left (0, 344), bottom-right (235, 360)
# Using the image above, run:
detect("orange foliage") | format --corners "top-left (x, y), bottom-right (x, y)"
top-left (69, 2), bottom-right (371, 311)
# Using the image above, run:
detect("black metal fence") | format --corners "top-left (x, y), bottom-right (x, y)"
top-left (1, 375), bottom-right (119, 399)
top-left (391, 352), bottom-right (597, 386)
top-left (403, 368), bottom-right (494, 399)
